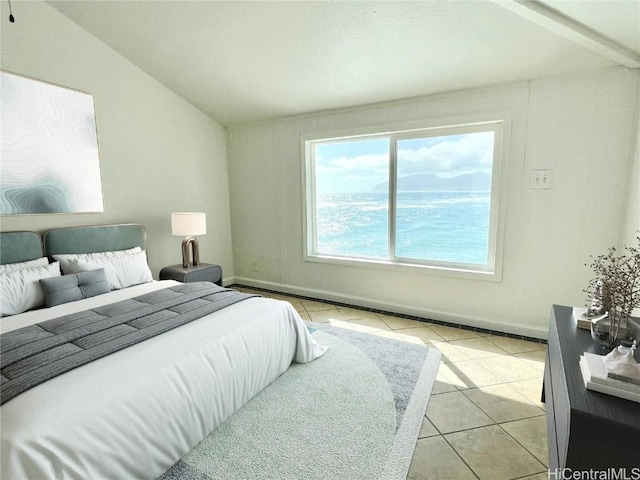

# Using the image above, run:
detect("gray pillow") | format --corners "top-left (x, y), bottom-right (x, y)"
top-left (39, 268), bottom-right (110, 307)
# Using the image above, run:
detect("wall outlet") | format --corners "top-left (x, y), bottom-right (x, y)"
top-left (530, 169), bottom-right (553, 189)
top-left (250, 258), bottom-right (259, 272)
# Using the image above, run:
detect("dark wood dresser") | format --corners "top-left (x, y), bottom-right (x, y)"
top-left (544, 305), bottom-right (640, 472)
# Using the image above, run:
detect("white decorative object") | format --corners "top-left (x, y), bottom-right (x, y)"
top-left (571, 306), bottom-right (606, 330)
top-left (53, 248), bottom-right (151, 290)
top-left (604, 343), bottom-right (640, 386)
top-left (579, 352), bottom-right (640, 403)
top-left (0, 71), bottom-right (103, 214)
top-left (0, 262), bottom-right (61, 316)
top-left (0, 257), bottom-right (49, 275)
top-left (53, 247), bottom-right (141, 274)
top-left (71, 250), bottom-right (153, 290)
top-left (171, 212), bottom-right (207, 268)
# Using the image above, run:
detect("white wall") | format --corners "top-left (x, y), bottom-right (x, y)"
top-left (228, 67), bottom-right (640, 338)
top-left (620, 73), bottom-right (640, 247)
top-left (620, 75), bottom-right (640, 317)
top-left (0, 1), bottom-right (234, 280)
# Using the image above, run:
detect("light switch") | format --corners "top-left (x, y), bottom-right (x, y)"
top-left (530, 169), bottom-right (553, 189)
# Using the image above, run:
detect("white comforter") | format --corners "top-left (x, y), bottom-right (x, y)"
top-left (1, 281), bottom-right (327, 480)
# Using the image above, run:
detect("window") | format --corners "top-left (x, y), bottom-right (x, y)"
top-left (304, 121), bottom-right (504, 277)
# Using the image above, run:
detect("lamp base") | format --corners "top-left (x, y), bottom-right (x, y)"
top-left (181, 236), bottom-right (200, 268)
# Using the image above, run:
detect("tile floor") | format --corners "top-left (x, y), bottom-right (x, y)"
top-left (234, 286), bottom-right (549, 480)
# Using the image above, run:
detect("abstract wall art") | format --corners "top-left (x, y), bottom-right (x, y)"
top-left (0, 71), bottom-right (104, 214)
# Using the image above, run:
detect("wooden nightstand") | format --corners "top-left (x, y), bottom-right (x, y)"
top-left (159, 263), bottom-right (223, 286)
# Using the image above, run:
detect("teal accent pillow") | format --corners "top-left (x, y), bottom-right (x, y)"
top-left (39, 268), bottom-right (110, 307)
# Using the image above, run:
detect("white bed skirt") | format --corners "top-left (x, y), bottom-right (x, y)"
top-left (1, 281), bottom-right (326, 480)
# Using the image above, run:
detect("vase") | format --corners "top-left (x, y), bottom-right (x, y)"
top-left (590, 311), bottom-right (629, 349)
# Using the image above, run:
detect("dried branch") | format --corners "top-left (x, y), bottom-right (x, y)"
top-left (585, 234), bottom-right (640, 319)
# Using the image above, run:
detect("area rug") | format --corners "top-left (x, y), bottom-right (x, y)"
top-left (160, 322), bottom-right (441, 480)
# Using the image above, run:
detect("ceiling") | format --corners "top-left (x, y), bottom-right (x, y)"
top-left (47, 0), bottom-right (639, 127)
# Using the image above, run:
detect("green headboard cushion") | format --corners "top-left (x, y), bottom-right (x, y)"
top-left (0, 231), bottom-right (44, 265)
top-left (43, 224), bottom-right (147, 257)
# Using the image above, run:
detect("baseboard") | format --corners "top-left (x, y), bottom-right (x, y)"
top-left (231, 276), bottom-right (548, 340)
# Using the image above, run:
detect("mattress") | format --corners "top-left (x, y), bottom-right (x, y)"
top-left (1, 280), bottom-right (326, 480)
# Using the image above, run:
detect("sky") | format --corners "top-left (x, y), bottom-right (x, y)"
top-left (314, 131), bottom-right (495, 194)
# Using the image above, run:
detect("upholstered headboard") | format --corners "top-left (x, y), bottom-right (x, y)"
top-left (43, 224), bottom-right (147, 257)
top-left (0, 231), bottom-right (44, 265)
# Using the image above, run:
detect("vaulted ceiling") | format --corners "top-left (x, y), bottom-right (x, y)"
top-left (47, 0), bottom-right (639, 126)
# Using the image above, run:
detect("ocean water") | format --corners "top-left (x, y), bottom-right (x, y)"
top-left (316, 192), bottom-right (490, 264)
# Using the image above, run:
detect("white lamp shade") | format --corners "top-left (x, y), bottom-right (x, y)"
top-left (171, 212), bottom-right (207, 236)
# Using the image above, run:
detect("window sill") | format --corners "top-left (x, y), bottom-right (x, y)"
top-left (304, 253), bottom-right (502, 282)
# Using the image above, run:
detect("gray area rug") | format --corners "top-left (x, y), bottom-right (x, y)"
top-left (160, 323), bottom-right (441, 480)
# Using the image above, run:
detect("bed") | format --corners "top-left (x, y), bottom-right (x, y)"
top-left (0, 224), bottom-right (326, 479)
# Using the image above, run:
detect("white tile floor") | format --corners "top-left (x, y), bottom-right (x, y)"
top-left (235, 286), bottom-right (549, 480)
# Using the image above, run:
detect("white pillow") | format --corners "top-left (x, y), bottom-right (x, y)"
top-left (53, 247), bottom-right (142, 275)
top-left (0, 257), bottom-right (49, 274)
top-left (0, 262), bottom-right (61, 316)
top-left (71, 250), bottom-right (153, 290)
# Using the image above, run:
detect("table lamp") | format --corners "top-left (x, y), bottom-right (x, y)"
top-left (171, 212), bottom-right (207, 268)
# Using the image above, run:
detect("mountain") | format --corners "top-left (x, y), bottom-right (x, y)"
top-left (371, 171), bottom-right (491, 192)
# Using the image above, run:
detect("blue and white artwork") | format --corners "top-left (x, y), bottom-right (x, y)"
top-left (0, 71), bottom-right (104, 214)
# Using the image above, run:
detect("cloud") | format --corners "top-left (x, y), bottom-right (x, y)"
top-left (397, 132), bottom-right (494, 176)
top-left (314, 131), bottom-right (495, 192)
top-left (316, 152), bottom-right (388, 175)
top-left (316, 152), bottom-right (389, 193)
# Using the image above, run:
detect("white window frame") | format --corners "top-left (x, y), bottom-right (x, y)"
top-left (302, 116), bottom-right (509, 282)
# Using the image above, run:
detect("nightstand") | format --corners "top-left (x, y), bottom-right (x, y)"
top-left (159, 263), bottom-right (223, 286)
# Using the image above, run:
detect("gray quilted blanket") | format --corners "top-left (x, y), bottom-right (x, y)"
top-left (0, 282), bottom-right (257, 405)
